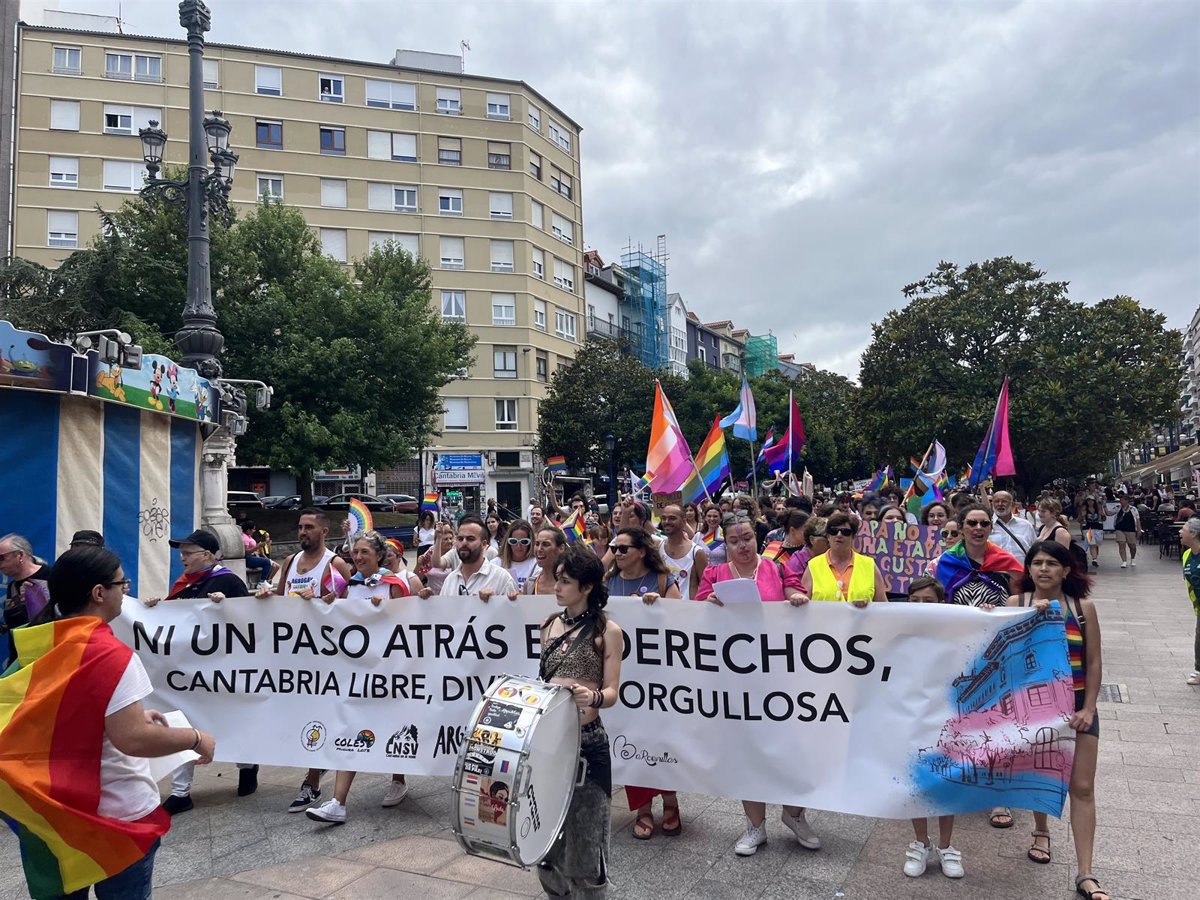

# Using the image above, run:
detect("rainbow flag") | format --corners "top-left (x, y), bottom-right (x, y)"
top-left (701, 527), bottom-right (724, 550)
top-left (561, 509), bottom-right (587, 544)
top-left (347, 497), bottom-right (374, 535)
top-left (421, 492), bottom-right (440, 514)
top-left (682, 416), bottom-right (731, 504)
top-left (0, 618), bottom-right (170, 897)
top-left (545, 455), bottom-right (568, 473)
top-left (866, 465), bottom-right (893, 492)
top-left (645, 380), bottom-right (694, 493)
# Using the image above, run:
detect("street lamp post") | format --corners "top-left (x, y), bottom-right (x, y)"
top-left (138, 0), bottom-right (247, 565)
top-left (604, 432), bottom-right (617, 512)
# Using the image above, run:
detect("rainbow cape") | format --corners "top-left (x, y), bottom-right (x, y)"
top-left (0, 617), bottom-right (169, 897)
top-left (934, 541), bottom-right (1022, 600)
top-left (347, 498), bottom-right (374, 535)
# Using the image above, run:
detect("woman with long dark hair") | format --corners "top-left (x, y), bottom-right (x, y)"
top-left (1, 548), bottom-right (216, 899)
top-left (605, 528), bottom-right (680, 600)
top-left (1006, 540), bottom-right (1108, 900)
top-left (536, 545), bottom-right (623, 898)
top-left (1078, 497), bottom-right (1105, 568)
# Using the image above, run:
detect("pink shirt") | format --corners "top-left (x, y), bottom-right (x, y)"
top-left (241, 532), bottom-right (257, 551)
top-left (695, 561), bottom-right (786, 602)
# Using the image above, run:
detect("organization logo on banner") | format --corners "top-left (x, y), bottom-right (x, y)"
top-left (613, 734), bottom-right (679, 768)
top-left (335, 729), bottom-right (377, 753)
top-left (385, 725), bottom-right (419, 759)
top-left (301, 721), bottom-right (327, 751)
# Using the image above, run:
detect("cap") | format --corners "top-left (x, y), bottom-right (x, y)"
top-left (169, 529), bottom-right (220, 553)
top-left (69, 530), bottom-right (104, 547)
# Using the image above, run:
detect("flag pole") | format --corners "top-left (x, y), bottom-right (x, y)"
top-left (905, 441), bottom-right (935, 504)
top-left (787, 390), bottom-right (794, 481)
top-left (748, 435), bottom-right (758, 499)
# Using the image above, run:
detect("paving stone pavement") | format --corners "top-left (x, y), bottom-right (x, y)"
top-left (1, 538), bottom-right (1195, 899)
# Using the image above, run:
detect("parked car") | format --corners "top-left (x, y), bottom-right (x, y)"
top-left (263, 495), bottom-right (304, 510)
top-left (228, 491), bottom-right (265, 510)
top-left (323, 493), bottom-right (396, 512)
top-left (378, 493), bottom-right (418, 513)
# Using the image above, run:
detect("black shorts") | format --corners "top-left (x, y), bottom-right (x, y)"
top-left (1075, 693), bottom-right (1099, 738)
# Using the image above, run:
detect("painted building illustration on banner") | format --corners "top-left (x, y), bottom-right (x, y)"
top-left (911, 604), bottom-right (1075, 816)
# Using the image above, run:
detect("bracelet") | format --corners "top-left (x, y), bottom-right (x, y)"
top-left (591, 689), bottom-right (603, 709)
top-left (190, 728), bottom-right (201, 751)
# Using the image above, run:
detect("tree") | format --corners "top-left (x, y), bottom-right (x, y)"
top-left (857, 258), bottom-right (1181, 494)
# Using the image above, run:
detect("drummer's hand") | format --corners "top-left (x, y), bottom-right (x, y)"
top-left (641, 592), bottom-right (660, 605)
top-left (478, 589), bottom-right (494, 603)
top-left (418, 587), bottom-right (434, 599)
top-left (569, 684), bottom-right (594, 710)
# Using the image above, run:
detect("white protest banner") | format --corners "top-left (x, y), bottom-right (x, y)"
top-left (114, 595), bottom-right (1076, 819)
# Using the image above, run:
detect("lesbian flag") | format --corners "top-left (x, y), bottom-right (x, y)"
top-left (682, 416), bottom-right (732, 504)
top-left (969, 377), bottom-right (1016, 488)
top-left (645, 380), bottom-right (694, 493)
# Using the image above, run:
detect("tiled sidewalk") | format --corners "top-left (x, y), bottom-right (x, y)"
top-left (1, 540), bottom-right (1194, 899)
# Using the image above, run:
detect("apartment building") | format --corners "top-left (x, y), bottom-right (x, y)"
top-left (9, 23), bottom-right (584, 512)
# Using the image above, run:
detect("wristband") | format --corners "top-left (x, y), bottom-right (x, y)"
top-left (591, 689), bottom-right (603, 709)
top-left (190, 728), bottom-right (201, 751)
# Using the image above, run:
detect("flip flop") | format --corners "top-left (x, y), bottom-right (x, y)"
top-left (989, 807), bottom-right (1014, 828)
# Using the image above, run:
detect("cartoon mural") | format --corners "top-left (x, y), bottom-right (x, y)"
top-left (92, 350), bottom-right (217, 424)
top-left (0, 321), bottom-right (76, 393)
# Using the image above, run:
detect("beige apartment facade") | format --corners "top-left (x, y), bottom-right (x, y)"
top-left (10, 24), bottom-right (585, 512)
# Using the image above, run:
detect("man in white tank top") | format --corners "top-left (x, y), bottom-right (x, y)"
top-left (660, 505), bottom-right (707, 602)
top-left (255, 508), bottom-right (353, 811)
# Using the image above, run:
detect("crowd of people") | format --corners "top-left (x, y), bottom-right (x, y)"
top-left (10, 472), bottom-right (1200, 899)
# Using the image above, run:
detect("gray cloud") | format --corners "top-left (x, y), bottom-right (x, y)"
top-left (62, 0), bottom-right (1200, 376)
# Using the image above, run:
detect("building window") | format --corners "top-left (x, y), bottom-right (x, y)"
top-left (49, 157), bottom-right (79, 188)
top-left (550, 167), bottom-right (572, 199)
top-left (436, 87), bottom-right (461, 114)
top-left (366, 79), bottom-right (416, 110)
top-left (440, 236), bottom-right (465, 270)
top-left (320, 229), bottom-right (347, 263)
top-left (496, 399), bottom-right (518, 431)
top-left (105, 52), bottom-right (161, 82)
top-left (487, 142), bottom-right (511, 170)
top-left (1026, 684), bottom-right (1052, 708)
top-left (438, 188), bottom-right (464, 216)
top-left (438, 136), bottom-right (462, 166)
top-left (556, 309), bottom-right (577, 341)
top-left (50, 100), bottom-right (80, 131)
top-left (441, 290), bottom-right (466, 322)
top-left (529, 152), bottom-right (542, 179)
top-left (528, 104), bottom-right (541, 131)
top-left (102, 160), bottom-right (145, 192)
top-left (492, 295), bottom-right (516, 326)
top-left (486, 93), bottom-right (511, 119)
top-left (530, 200), bottom-right (543, 229)
top-left (444, 397), bottom-right (469, 430)
top-left (256, 174), bottom-right (284, 203)
top-left (534, 299), bottom-right (547, 331)
top-left (553, 257), bottom-right (575, 294)
top-left (368, 182), bottom-right (417, 212)
top-left (489, 192), bottom-right (513, 219)
top-left (103, 105), bottom-right (159, 136)
top-left (367, 130), bottom-right (416, 162)
top-left (532, 248), bottom-right (545, 280)
top-left (494, 346), bottom-right (518, 377)
top-left (47, 211), bottom-right (78, 248)
top-left (551, 213), bottom-right (574, 245)
top-left (256, 120), bottom-right (283, 149)
top-left (318, 73), bottom-right (344, 102)
top-left (255, 65), bottom-right (282, 95)
top-left (320, 178), bottom-right (346, 208)
top-left (319, 126), bottom-right (346, 155)
top-left (202, 59), bottom-right (219, 89)
top-left (536, 351), bottom-right (549, 383)
top-left (490, 240), bottom-right (515, 273)
top-left (548, 119), bottom-right (572, 154)
top-left (52, 47), bottom-right (81, 75)
top-left (369, 232), bottom-right (419, 256)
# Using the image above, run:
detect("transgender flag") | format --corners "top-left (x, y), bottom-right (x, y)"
top-left (969, 377), bottom-right (1016, 488)
top-left (645, 380), bottom-right (694, 493)
top-left (719, 375), bottom-right (757, 442)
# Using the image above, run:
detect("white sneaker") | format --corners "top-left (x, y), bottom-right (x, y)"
top-left (734, 819), bottom-right (767, 856)
top-left (381, 779), bottom-right (408, 807)
top-left (1120, 561), bottom-right (1128, 568)
top-left (780, 809), bottom-right (821, 849)
top-left (903, 841), bottom-right (929, 877)
top-left (937, 845), bottom-right (965, 878)
top-left (1187, 671), bottom-right (1200, 685)
top-left (305, 799), bottom-right (346, 824)
top-left (1131, 560), bottom-right (1137, 567)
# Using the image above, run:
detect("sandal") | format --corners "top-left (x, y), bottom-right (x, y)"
top-left (1027, 830), bottom-right (1051, 865)
top-left (632, 807), bottom-right (655, 840)
top-left (989, 807), bottom-right (1014, 829)
top-left (1075, 873), bottom-right (1110, 900)
top-left (661, 795), bottom-right (682, 837)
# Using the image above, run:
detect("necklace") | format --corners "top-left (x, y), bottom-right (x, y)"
top-left (729, 557), bottom-right (760, 581)
top-left (560, 607), bottom-right (590, 626)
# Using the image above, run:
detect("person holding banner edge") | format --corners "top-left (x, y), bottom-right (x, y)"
top-left (1006, 540), bottom-right (1109, 900)
top-left (537, 544), bottom-right (623, 898)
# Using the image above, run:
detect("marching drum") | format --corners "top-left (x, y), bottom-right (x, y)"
top-left (451, 674), bottom-right (581, 868)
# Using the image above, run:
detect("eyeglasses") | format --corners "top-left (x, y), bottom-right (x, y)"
top-left (103, 578), bottom-right (132, 590)
top-left (507, 537), bottom-right (531, 546)
top-left (827, 527), bottom-right (855, 537)
top-left (941, 529), bottom-right (961, 539)
top-left (609, 544), bottom-right (634, 554)
top-left (812, 531), bottom-right (827, 538)
top-left (178, 548), bottom-right (207, 557)
top-left (0, 549), bottom-right (20, 562)
top-left (963, 520), bottom-right (992, 530)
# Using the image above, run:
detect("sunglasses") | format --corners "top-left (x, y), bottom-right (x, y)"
top-left (941, 529), bottom-right (961, 539)
top-left (507, 537), bottom-right (531, 546)
top-left (963, 520), bottom-right (992, 530)
top-left (827, 527), bottom-right (855, 537)
top-left (608, 544), bottom-right (634, 554)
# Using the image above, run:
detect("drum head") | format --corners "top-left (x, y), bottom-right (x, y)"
top-left (512, 683), bottom-right (580, 864)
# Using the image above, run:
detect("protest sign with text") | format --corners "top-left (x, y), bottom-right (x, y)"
top-left (854, 520), bottom-right (942, 594)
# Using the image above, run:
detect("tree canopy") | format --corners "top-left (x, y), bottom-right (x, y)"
top-left (856, 257), bottom-right (1181, 493)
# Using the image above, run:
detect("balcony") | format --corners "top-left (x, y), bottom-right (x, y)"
top-left (587, 315), bottom-right (624, 343)
top-left (722, 352), bottom-right (743, 373)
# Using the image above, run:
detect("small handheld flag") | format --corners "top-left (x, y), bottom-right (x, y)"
top-left (545, 455), bottom-right (568, 473)
top-left (421, 492), bottom-right (440, 514)
top-left (562, 509), bottom-right (587, 544)
top-left (347, 498), bottom-right (374, 535)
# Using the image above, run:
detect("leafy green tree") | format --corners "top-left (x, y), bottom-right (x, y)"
top-left (857, 257), bottom-right (1181, 494)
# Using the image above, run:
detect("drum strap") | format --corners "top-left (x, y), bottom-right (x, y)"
top-left (538, 617), bottom-right (595, 681)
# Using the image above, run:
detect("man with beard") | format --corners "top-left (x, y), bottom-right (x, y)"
top-left (254, 509), bottom-right (352, 812)
top-left (423, 515), bottom-right (515, 599)
top-left (660, 504), bottom-right (707, 601)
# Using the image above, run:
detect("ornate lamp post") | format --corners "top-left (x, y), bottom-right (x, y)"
top-left (137, 1), bottom-right (248, 565)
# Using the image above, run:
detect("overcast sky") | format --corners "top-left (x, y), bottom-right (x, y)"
top-left (37, 0), bottom-right (1200, 377)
